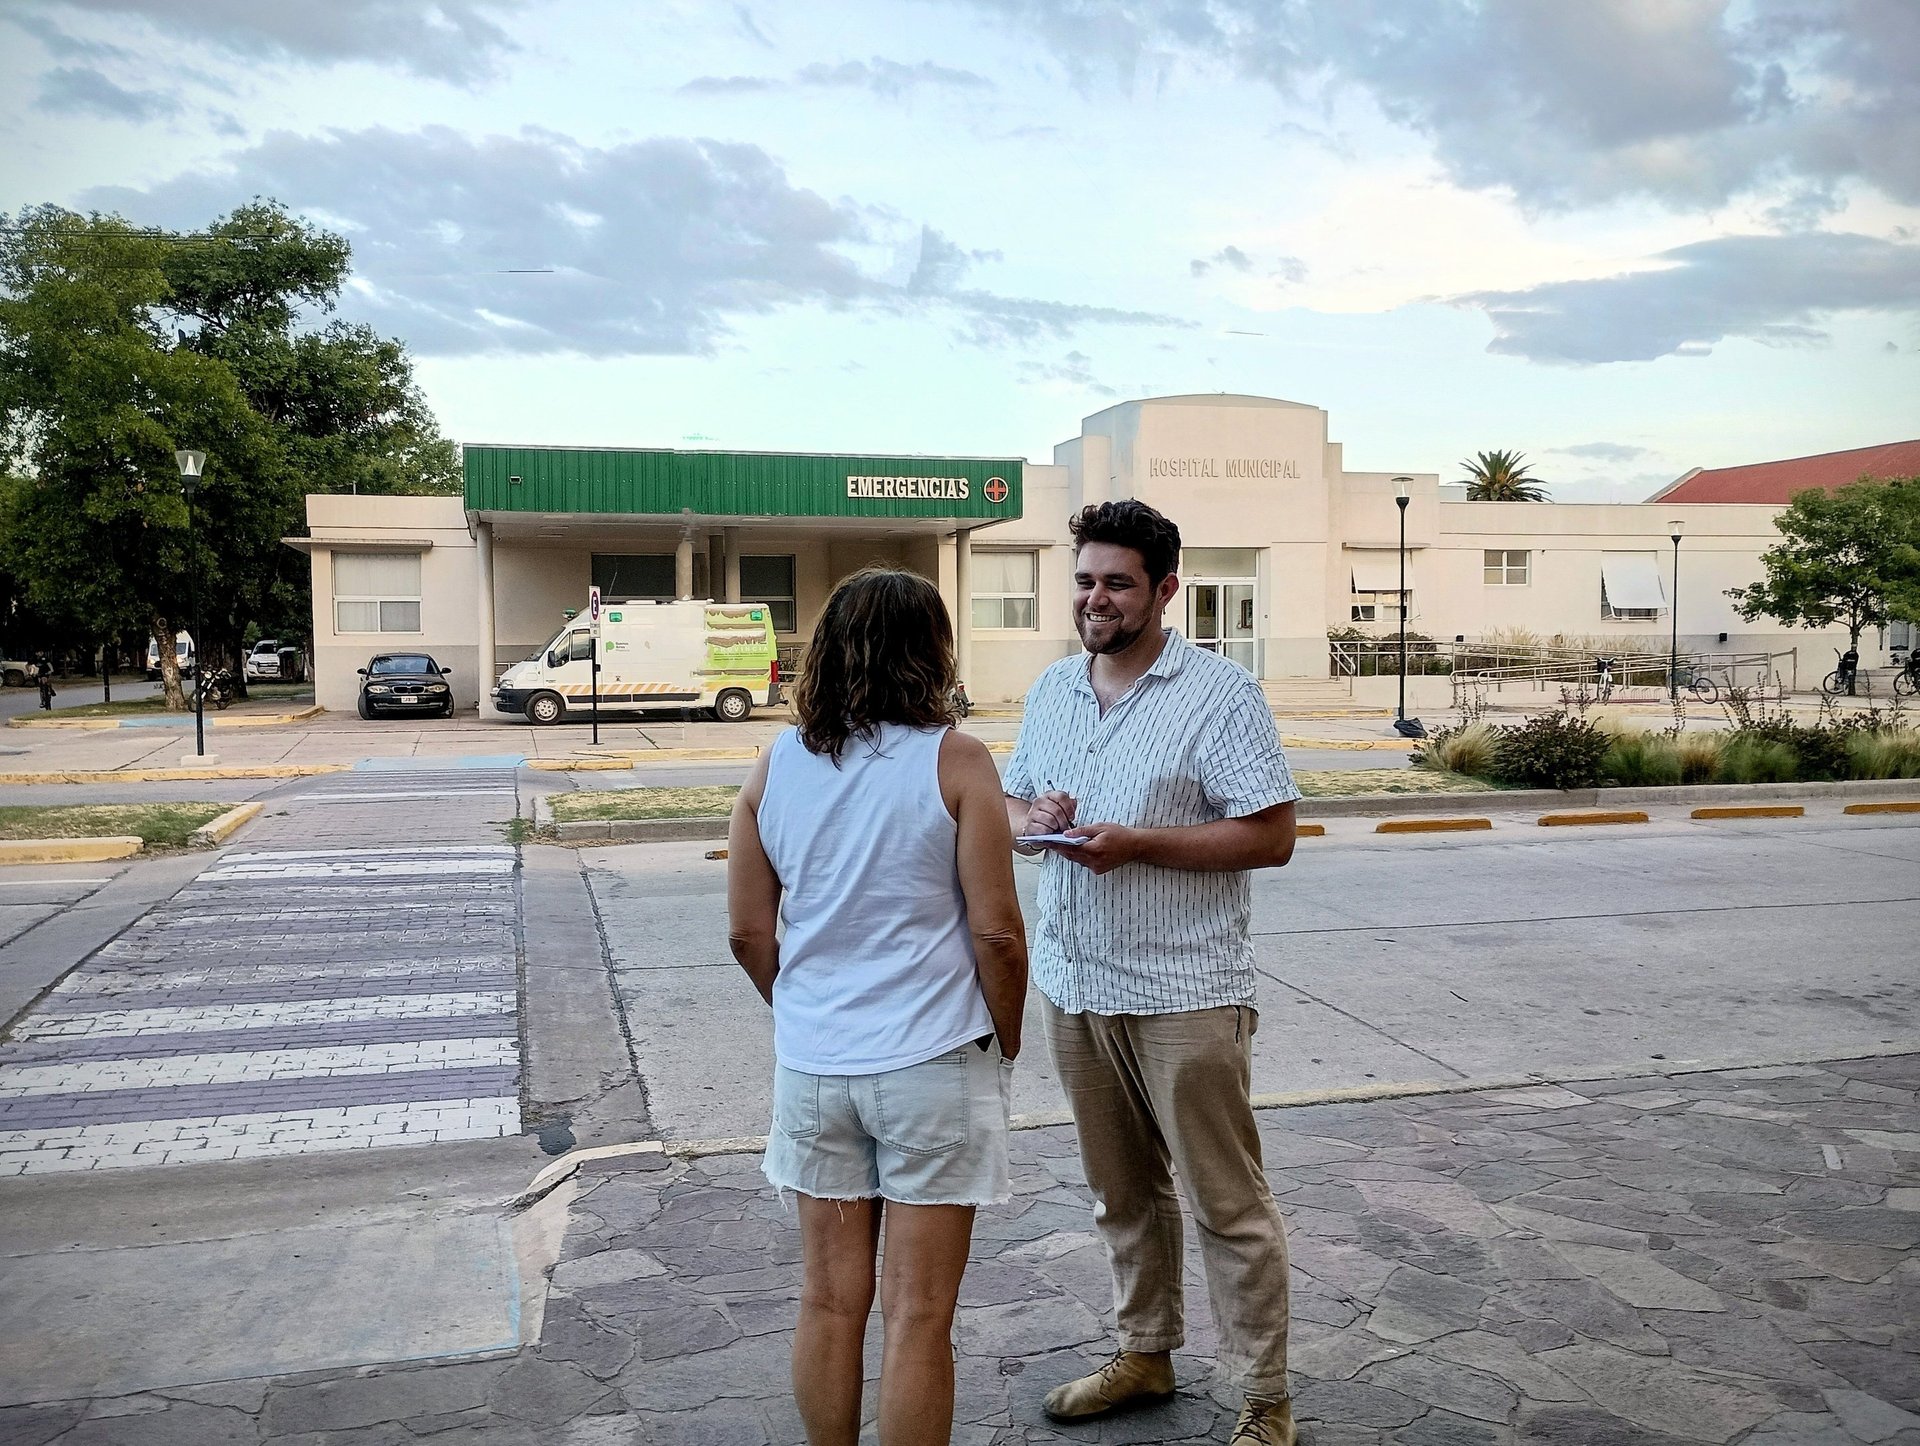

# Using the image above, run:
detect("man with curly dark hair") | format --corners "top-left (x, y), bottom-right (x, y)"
top-left (1005, 500), bottom-right (1303, 1446)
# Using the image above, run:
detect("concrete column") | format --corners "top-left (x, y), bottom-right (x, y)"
top-left (474, 519), bottom-right (496, 707)
top-left (675, 533), bottom-right (695, 600)
top-left (723, 527), bottom-right (742, 603)
top-left (954, 527), bottom-right (973, 689)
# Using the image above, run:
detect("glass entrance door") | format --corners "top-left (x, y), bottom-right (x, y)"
top-left (1186, 582), bottom-right (1257, 671)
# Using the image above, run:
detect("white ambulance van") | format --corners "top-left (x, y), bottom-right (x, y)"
top-left (492, 599), bottom-right (780, 725)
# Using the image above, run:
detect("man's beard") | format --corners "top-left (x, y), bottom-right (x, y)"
top-left (1078, 613), bottom-right (1150, 655)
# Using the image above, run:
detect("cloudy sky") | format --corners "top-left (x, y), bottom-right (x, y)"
top-left (5, 0), bottom-right (1917, 500)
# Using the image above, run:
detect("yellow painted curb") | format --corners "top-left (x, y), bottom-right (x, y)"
top-left (1692, 805), bottom-right (1805, 820)
top-left (986, 741), bottom-right (1014, 754)
top-left (0, 764), bottom-right (349, 785)
top-left (0, 836), bottom-right (143, 865)
top-left (529, 758), bottom-right (634, 772)
top-left (594, 747), bottom-right (762, 763)
top-left (9, 704), bottom-right (322, 730)
top-left (1843, 800), bottom-right (1920, 815)
top-left (1375, 817), bottom-right (1493, 834)
top-left (211, 705), bottom-right (325, 728)
top-left (1282, 737), bottom-right (1415, 751)
top-left (1295, 823), bottom-right (1327, 838)
top-left (1538, 810), bottom-right (1651, 828)
top-left (191, 802), bottom-right (262, 847)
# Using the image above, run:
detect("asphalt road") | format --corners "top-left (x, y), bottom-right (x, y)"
top-left (580, 810), bottom-right (1920, 1143)
top-left (0, 678), bottom-right (159, 721)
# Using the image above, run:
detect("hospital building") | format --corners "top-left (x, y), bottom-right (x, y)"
top-left (292, 394), bottom-right (1913, 713)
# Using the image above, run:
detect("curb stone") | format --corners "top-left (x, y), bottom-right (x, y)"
top-left (0, 764), bottom-right (349, 785)
top-left (6, 703), bottom-right (323, 730)
top-left (191, 801), bottom-right (263, 847)
top-left (548, 777), bottom-right (1920, 844)
top-left (0, 835), bottom-right (144, 865)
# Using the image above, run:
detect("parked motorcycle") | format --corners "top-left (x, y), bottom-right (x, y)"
top-left (197, 666), bottom-right (236, 711)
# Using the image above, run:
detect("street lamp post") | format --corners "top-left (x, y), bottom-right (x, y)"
top-left (175, 450), bottom-right (207, 757)
top-left (1392, 477), bottom-right (1413, 725)
top-left (1668, 518), bottom-right (1685, 704)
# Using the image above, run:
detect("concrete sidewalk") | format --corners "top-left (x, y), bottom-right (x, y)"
top-left (4, 1052), bottom-right (1913, 1443)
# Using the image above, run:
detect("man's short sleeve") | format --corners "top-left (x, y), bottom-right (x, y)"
top-left (1199, 677), bottom-right (1302, 817)
top-left (1002, 676), bottom-right (1044, 801)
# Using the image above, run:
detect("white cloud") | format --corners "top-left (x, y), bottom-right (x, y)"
top-left (79, 127), bottom-right (1184, 358)
top-left (1455, 231), bottom-right (1920, 363)
top-left (15, 0), bottom-right (533, 82)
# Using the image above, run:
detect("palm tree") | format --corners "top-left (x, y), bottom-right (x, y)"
top-left (1460, 449), bottom-right (1549, 501)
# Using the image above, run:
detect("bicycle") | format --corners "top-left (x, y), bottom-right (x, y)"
top-left (1821, 647), bottom-right (1860, 698)
top-left (1592, 655), bottom-right (1617, 703)
top-left (1896, 652), bottom-right (1918, 699)
top-left (1673, 661), bottom-right (1719, 705)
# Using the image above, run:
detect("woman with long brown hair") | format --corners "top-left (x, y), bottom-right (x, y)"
top-left (728, 567), bottom-right (1028, 1445)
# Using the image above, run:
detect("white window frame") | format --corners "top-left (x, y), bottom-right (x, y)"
top-left (971, 550), bottom-right (1039, 631)
top-left (1351, 593), bottom-right (1410, 624)
top-left (1483, 549), bottom-right (1530, 585)
top-left (332, 552), bottom-right (422, 635)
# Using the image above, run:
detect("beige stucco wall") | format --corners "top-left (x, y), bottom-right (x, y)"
top-left (305, 495), bottom-right (480, 711)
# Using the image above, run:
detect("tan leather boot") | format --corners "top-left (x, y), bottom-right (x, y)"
top-left (1041, 1350), bottom-right (1176, 1421)
top-left (1231, 1395), bottom-right (1297, 1446)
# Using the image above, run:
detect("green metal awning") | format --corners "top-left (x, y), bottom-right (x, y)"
top-left (464, 445), bottom-right (1023, 523)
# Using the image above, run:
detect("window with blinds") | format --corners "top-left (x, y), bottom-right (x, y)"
top-left (332, 552), bottom-right (422, 634)
top-left (972, 550), bottom-right (1038, 630)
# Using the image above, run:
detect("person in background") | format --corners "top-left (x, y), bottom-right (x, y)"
top-left (1005, 500), bottom-right (1303, 1446)
top-left (32, 653), bottom-right (55, 711)
top-left (728, 566), bottom-right (1030, 1446)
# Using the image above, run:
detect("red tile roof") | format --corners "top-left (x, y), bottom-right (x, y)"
top-left (1651, 440), bottom-right (1920, 504)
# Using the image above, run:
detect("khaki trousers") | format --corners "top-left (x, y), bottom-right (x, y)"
top-left (1043, 998), bottom-right (1290, 1398)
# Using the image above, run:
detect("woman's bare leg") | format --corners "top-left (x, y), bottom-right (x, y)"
top-left (794, 1194), bottom-right (883, 1445)
top-left (876, 1202), bottom-right (976, 1445)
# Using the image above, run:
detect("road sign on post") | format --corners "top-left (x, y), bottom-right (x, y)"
top-left (587, 586), bottom-right (602, 746)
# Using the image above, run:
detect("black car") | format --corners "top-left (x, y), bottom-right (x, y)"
top-left (357, 653), bottom-right (455, 719)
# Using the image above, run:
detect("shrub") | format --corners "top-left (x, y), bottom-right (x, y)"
top-left (1717, 736), bottom-right (1797, 784)
top-left (1846, 729), bottom-right (1920, 779)
top-left (1417, 721), bottom-right (1499, 778)
top-left (1491, 712), bottom-right (1611, 790)
top-left (1674, 731), bottom-right (1724, 784)
top-left (1602, 733), bottom-right (1682, 787)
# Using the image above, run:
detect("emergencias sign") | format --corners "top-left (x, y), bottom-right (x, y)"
top-left (847, 475), bottom-right (971, 500)
top-left (464, 445), bottom-right (1023, 521)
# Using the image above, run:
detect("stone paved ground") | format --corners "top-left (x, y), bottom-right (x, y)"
top-left (5, 1052), bottom-right (1913, 1444)
top-left (0, 761), bottom-right (525, 1174)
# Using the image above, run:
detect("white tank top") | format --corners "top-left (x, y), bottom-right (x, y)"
top-left (756, 723), bottom-right (991, 1075)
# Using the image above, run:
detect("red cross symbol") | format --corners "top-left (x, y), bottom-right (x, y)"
top-left (984, 477), bottom-right (1009, 504)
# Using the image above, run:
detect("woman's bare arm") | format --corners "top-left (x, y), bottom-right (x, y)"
top-left (726, 748), bottom-right (782, 1004)
top-left (942, 731), bottom-right (1030, 1058)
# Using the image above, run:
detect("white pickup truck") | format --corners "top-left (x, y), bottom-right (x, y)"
top-left (1, 658), bottom-right (31, 688)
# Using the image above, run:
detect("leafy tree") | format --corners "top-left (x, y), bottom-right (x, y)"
top-left (1460, 449), bottom-right (1549, 501)
top-left (1727, 477), bottom-right (1920, 663)
top-left (0, 201), bottom-right (456, 707)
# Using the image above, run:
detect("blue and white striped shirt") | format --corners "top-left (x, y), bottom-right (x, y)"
top-left (1004, 630), bottom-right (1301, 1016)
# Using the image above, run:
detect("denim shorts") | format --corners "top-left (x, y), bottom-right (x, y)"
top-left (763, 1038), bottom-right (1013, 1207)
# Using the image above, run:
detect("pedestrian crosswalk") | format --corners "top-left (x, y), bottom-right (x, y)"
top-left (0, 764), bottom-right (527, 1174)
